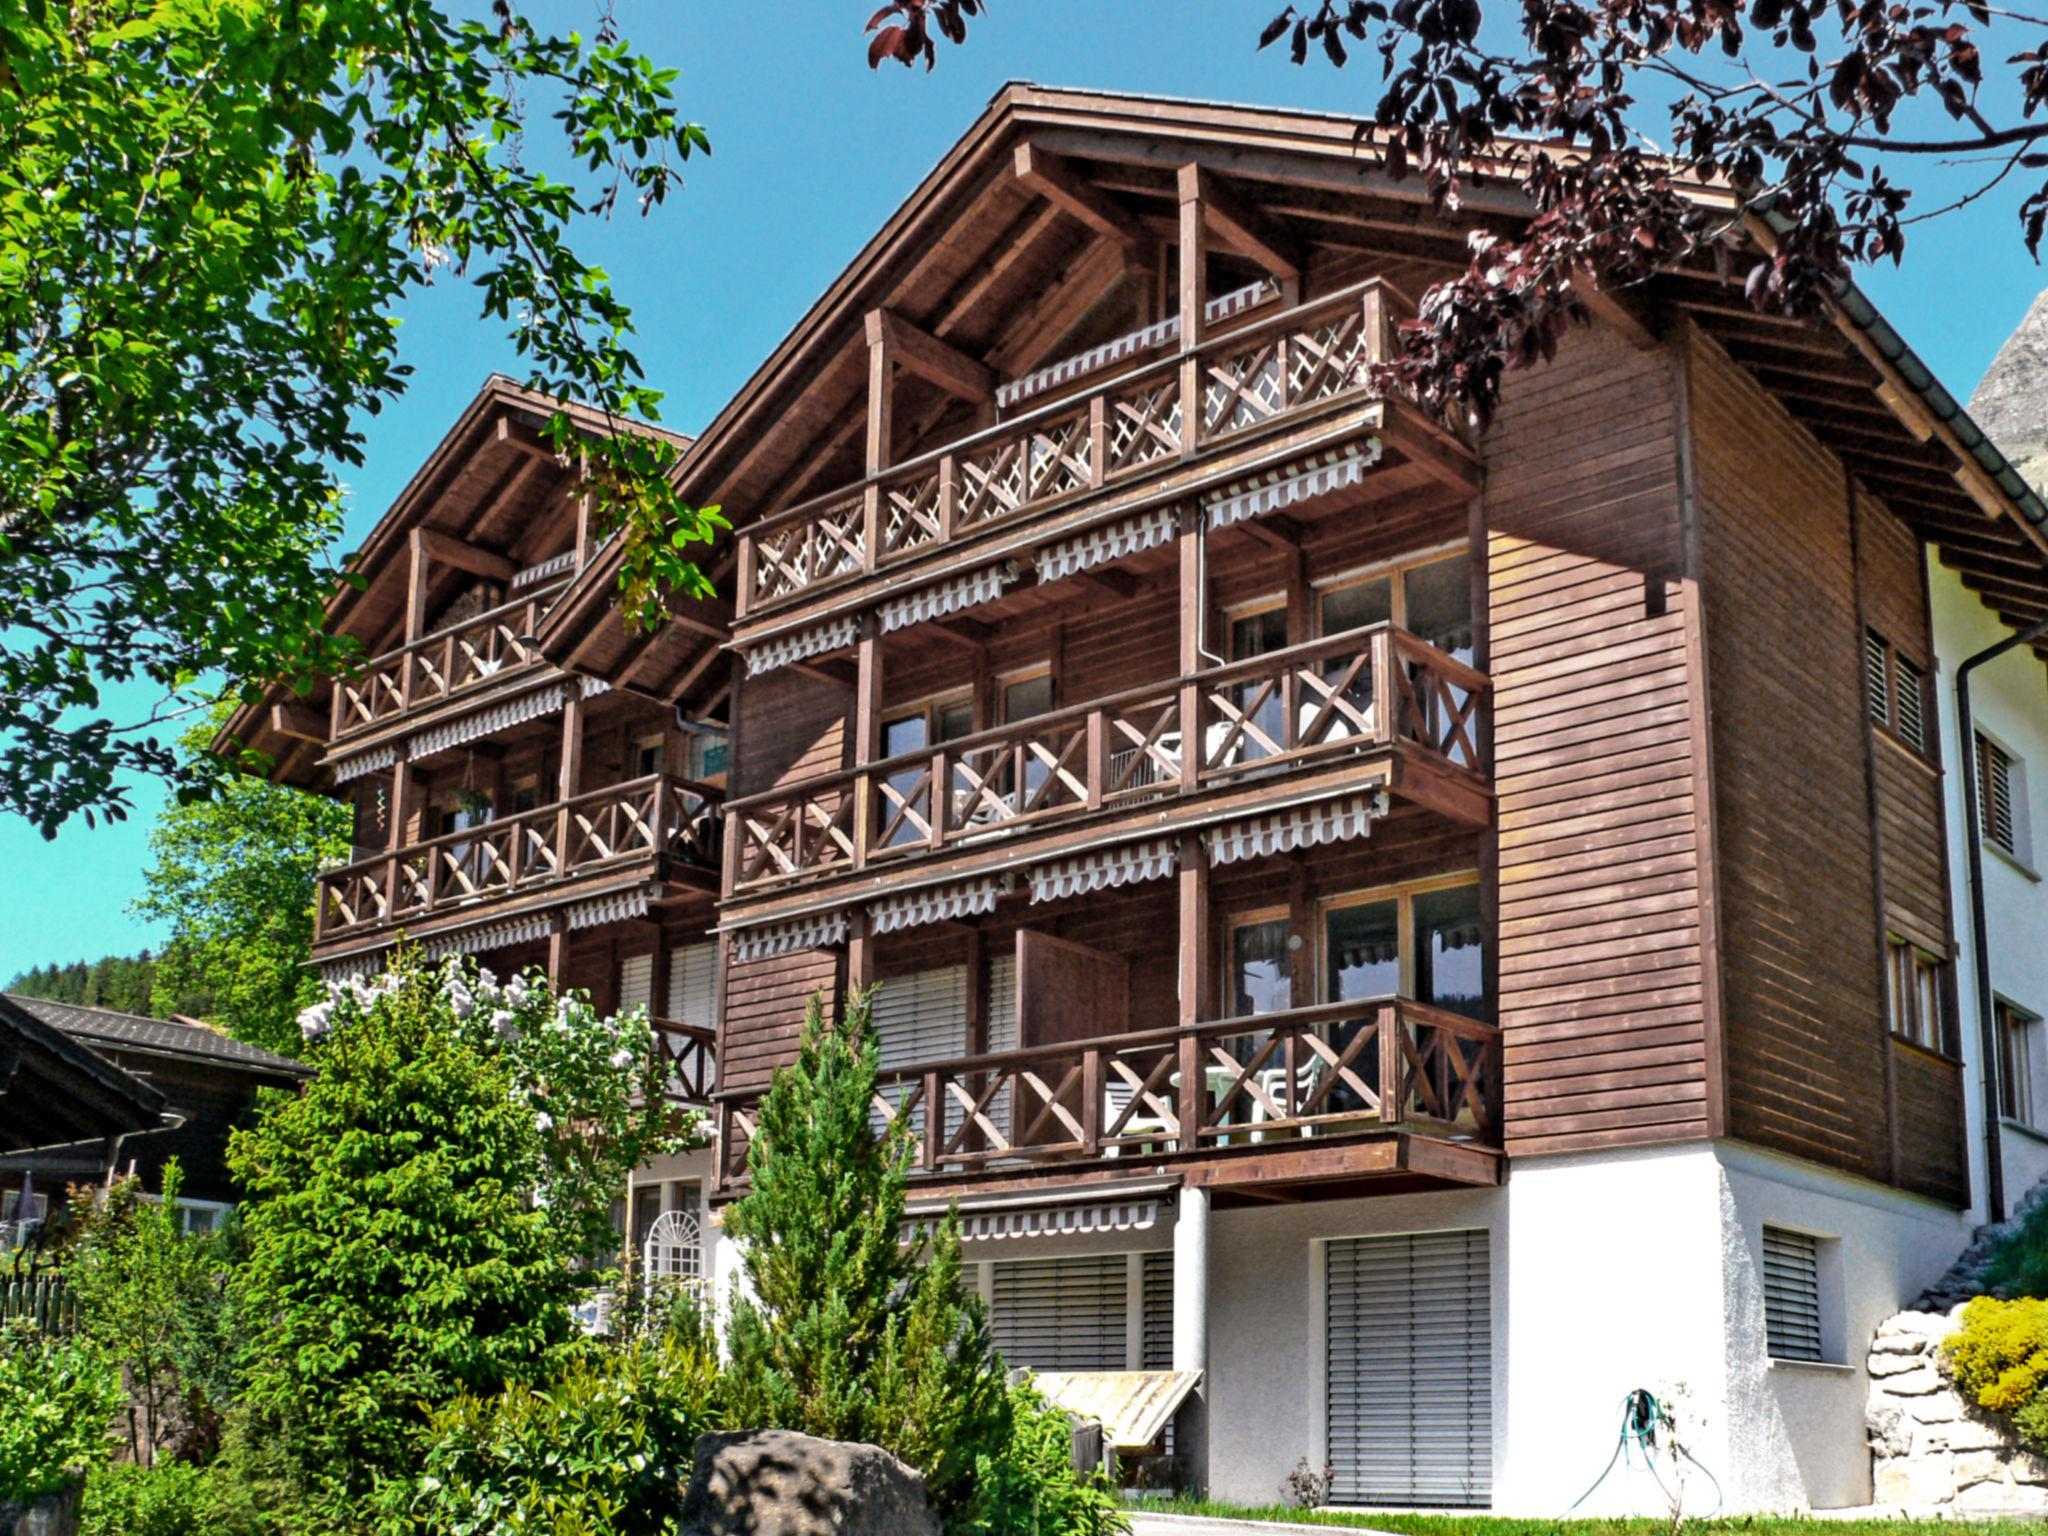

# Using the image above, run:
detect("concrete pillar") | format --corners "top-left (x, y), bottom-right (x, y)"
top-left (1174, 1184), bottom-right (1211, 1490)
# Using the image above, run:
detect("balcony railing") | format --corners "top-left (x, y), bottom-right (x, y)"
top-left (329, 581), bottom-right (568, 742)
top-left (717, 996), bottom-right (1498, 1185)
top-left (736, 279), bottom-right (1409, 616)
top-left (725, 623), bottom-right (1485, 892)
top-left (315, 773), bottom-right (720, 941)
top-left (652, 1018), bottom-right (718, 1106)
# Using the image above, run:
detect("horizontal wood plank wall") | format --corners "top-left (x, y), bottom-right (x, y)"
top-left (1691, 330), bottom-right (1892, 1185)
top-left (1487, 321), bottom-right (1712, 1155)
top-left (720, 948), bottom-right (839, 1094)
top-left (733, 667), bottom-right (851, 797)
top-left (1894, 1043), bottom-right (1969, 1205)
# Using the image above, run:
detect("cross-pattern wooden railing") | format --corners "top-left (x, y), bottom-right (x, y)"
top-left (328, 581), bottom-right (569, 742)
top-left (652, 1017), bottom-right (718, 1106)
top-left (715, 996), bottom-right (1498, 1186)
top-left (736, 280), bottom-right (1409, 615)
top-left (725, 624), bottom-right (1487, 892)
top-left (314, 773), bottom-right (721, 940)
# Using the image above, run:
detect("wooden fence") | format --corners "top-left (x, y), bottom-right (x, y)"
top-left (1, 1272), bottom-right (78, 1334)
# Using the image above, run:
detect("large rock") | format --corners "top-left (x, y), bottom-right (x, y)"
top-left (680, 1428), bottom-right (941, 1536)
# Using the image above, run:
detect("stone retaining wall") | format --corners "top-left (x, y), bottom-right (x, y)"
top-left (1866, 1306), bottom-right (2048, 1513)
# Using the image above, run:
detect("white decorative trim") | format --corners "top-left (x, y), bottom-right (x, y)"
top-left (951, 1198), bottom-right (1162, 1242)
top-left (1035, 506), bottom-right (1179, 585)
top-left (732, 911), bottom-right (849, 964)
top-left (1028, 837), bottom-right (1178, 905)
top-left (512, 550), bottom-right (577, 588)
top-left (567, 889), bottom-right (649, 931)
top-left (316, 954), bottom-right (383, 982)
top-left (331, 745), bottom-right (398, 784)
top-left (582, 676), bottom-right (612, 698)
top-left (422, 914), bottom-right (554, 958)
top-left (745, 616), bottom-right (858, 678)
top-left (868, 877), bottom-right (1004, 936)
top-left (877, 565), bottom-right (1015, 635)
top-left (996, 279), bottom-right (1280, 409)
top-left (410, 684), bottom-right (566, 761)
top-left (1203, 442), bottom-right (1383, 531)
top-left (1207, 789), bottom-right (1390, 867)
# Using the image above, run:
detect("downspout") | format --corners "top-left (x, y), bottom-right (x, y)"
top-left (1957, 615), bottom-right (2048, 1223)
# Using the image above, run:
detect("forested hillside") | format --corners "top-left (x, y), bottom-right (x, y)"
top-left (6, 950), bottom-right (158, 1015)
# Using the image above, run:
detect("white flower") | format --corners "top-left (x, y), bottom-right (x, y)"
top-left (505, 976), bottom-right (529, 1008)
top-left (608, 1048), bottom-right (636, 1072)
top-left (490, 1009), bottom-right (520, 1042)
top-left (535, 1112), bottom-right (554, 1132)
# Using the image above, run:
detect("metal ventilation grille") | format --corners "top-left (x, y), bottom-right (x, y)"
top-left (989, 1254), bottom-right (1129, 1372)
top-left (1326, 1230), bottom-right (1492, 1508)
top-left (1762, 1226), bottom-right (1824, 1362)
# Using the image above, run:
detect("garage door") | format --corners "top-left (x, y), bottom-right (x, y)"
top-left (1325, 1230), bottom-right (1492, 1508)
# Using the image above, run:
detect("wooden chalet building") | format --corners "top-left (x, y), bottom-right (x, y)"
top-left (245, 87), bottom-right (2048, 1513)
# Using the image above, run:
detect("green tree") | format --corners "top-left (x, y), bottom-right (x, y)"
top-left (0, 0), bottom-right (723, 836)
top-left (722, 988), bottom-right (1011, 1529)
top-left (6, 952), bottom-right (155, 1012)
top-left (228, 954), bottom-right (686, 1530)
top-left (132, 706), bottom-right (349, 1054)
top-left (0, 1320), bottom-right (121, 1504)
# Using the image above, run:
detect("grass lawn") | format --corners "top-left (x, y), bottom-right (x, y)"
top-left (1123, 1499), bottom-right (2048, 1534)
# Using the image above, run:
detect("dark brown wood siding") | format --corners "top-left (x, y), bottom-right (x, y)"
top-left (1691, 328), bottom-right (1893, 1186)
top-left (719, 948), bottom-right (840, 1094)
top-left (1894, 1043), bottom-right (1969, 1206)
top-left (1487, 321), bottom-right (1713, 1155)
top-left (733, 668), bottom-right (851, 798)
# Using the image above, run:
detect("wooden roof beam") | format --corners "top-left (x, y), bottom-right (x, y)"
top-left (1014, 143), bottom-right (1144, 256)
top-left (270, 702), bottom-right (325, 744)
top-left (494, 415), bottom-right (560, 463)
top-left (412, 527), bottom-right (517, 584)
top-left (868, 308), bottom-right (997, 403)
top-left (1182, 163), bottom-right (1302, 284)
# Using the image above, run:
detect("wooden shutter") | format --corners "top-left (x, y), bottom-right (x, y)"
top-left (618, 952), bottom-right (654, 1013)
top-left (667, 942), bottom-right (717, 1025)
top-left (1326, 1230), bottom-right (1491, 1508)
top-left (1894, 656), bottom-right (1924, 751)
top-left (1017, 930), bottom-right (1128, 1048)
top-left (1141, 1250), bottom-right (1174, 1370)
top-left (1865, 631), bottom-right (1891, 727)
top-left (1762, 1226), bottom-right (1824, 1362)
top-left (989, 1254), bottom-right (1129, 1371)
top-left (987, 952), bottom-right (1017, 1054)
top-left (1979, 735), bottom-right (2017, 855)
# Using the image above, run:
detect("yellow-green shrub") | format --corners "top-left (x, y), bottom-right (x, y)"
top-left (1943, 1296), bottom-right (2048, 1445)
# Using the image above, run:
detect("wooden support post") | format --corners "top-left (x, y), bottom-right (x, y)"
top-left (555, 691), bottom-right (585, 873)
top-left (405, 530), bottom-right (432, 644)
top-left (1378, 1001), bottom-right (1403, 1124)
top-left (1178, 506), bottom-right (1204, 794)
top-left (853, 620), bottom-right (883, 869)
top-left (573, 449), bottom-right (594, 570)
top-left (1176, 831), bottom-right (1209, 1145)
top-left (846, 908), bottom-right (874, 992)
top-left (1177, 165), bottom-right (1208, 457)
top-left (546, 915), bottom-right (569, 988)
top-left (865, 310), bottom-right (894, 476)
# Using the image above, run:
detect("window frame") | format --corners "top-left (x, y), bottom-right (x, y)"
top-left (1885, 933), bottom-right (1952, 1056)
top-left (1312, 542), bottom-right (1470, 641)
top-left (880, 688), bottom-right (977, 761)
top-left (1315, 871), bottom-right (1489, 1018)
top-left (1864, 628), bottom-right (1935, 760)
top-left (2000, 998), bottom-right (2042, 1127)
top-left (1223, 905), bottom-right (1296, 1018)
top-left (1975, 728), bottom-right (2032, 868)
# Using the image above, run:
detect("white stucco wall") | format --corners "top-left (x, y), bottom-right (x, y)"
top-left (1929, 557), bottom-right (2048, 1222)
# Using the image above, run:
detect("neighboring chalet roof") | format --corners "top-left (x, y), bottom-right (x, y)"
top-left (538, 82), bottom-right (2048, 684)
top-left (219, 373), bottom-right (695, 786)
top-left (4, 995), bottom-right (310, 1080)
top-left (0, 993), bottom-right (170, 1154)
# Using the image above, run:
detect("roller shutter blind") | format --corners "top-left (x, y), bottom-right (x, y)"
top-left (667, 942), bottom-right (717, 1026)
top-left (618, 952), bottom-right (654, 1013)
top-left (1141, 1251), bottom-right (1175, 1370)
top-left (1325, 1230), bottom-right (1491, 1508)
top-left (989, 1254), bottom-right (1128, 1372)
top-left (1762, 1226), bottom-right (1824, 1362)
top-left (872, 966), bottom-right (969, 1139)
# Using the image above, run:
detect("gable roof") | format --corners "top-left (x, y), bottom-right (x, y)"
top-left (537, 82), bottom-right (2048, 681)
top-left (5, 995), bottom-right (309, 1078)
top-left (0, 993), bottom-right (170, 1153)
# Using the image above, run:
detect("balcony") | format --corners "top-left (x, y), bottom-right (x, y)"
top-left (652, 1018), bottom-right (718, 1108)
top-left (328, 581), bottom-right (567, 744)
top-left (716, 996), bottom-right (1500, 1194)
top-left (735, 280), bottom-right (1417, 618)
top-left (314, 773), bottom-right (720, 946)
top-left (725, 624), bottom-right (1488, 896)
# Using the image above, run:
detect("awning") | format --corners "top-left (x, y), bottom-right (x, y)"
top-left (732, 911), bottom-right (848, 964)
top-left (1035, 506), bottom-right (1178, 585)
top-left (1028, 837), bottom-right (1177, 904)
top-left (868, 876), bottom-right (1005, 935)
top-left (745, 615), bottom-right (858, 678)
top-left (953, 1196), bottom-right (1164, 1242)
top-left (568, 889), bottom-right (649, 931)
top-left (877, 565), bottom-right (1015, 635)
top-left (422, 913), bottom-right (555, 958)
top-left (513, 550), bottom-right (577, 588)
top-left (1207, 790), bottom-right (1389, 867)
top-left (1032, 1371), bottom-right (1203, 1453)
top-left (331, 744), bottom-right (398, 784)
top-left (316, 953), bottom-right (384, 983)
top-left (410, 683), bottom-right (566, 761)
top-left (997, 280), bottom-right (1279, 410)
top-left (1203, 442), bottom-right (1384, 531)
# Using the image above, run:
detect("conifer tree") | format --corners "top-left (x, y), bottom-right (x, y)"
top-left (722, 988), bottom-right (1009, 1525)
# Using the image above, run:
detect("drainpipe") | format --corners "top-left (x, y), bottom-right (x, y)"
top-left (1957, 615), bottom-right (2048, 1223)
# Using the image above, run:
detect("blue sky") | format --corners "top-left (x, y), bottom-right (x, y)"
top-left (2, 1), bottom-right (2043, 983)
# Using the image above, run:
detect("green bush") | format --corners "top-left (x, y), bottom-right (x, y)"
top-left (1942, 1296), bottom-right (2048, 1453)
top-left (76, 1457), bottom-right (274, 1536)
top-left (415, 1328), bottom-right (724, 1536)
top-left (0, 1321), bottom-right (120, 1502)
top-left (966, 1379), bottom-right (1129, 1536)
top-left (1984, 1197), bottom-right (2048, 1298)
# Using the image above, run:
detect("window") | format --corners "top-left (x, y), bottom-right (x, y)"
top-left (631, 1180), bottom-right (702, 1283)
top-left (2000, 1000), bottom-right (2042, 1125)
top-left (1416, 884), bottom-right (1490, 1023)
top-left (634, 735), bottom-right (666, 779)
top-left (1319, 879), bottom-right (1492, 1024)
top-left (989, 1254), bottom-right (1129, 1372)
top-left (1319, 551), bottom-right (1473, 663)
top-left (1886, 936), bottom-right (1948, 1053)
top-left (1762, 1226), bottom-right (1826, 1362)
top-left (1000, 672), bottom-right (1053, 723)
top-left (1976, 731), bottom-right (2027, 862)
top-left (1326, 899), bottom-right (1400, 1003)
top-left (1865, 630), bottom-right (1932, 756)
top-left (879, 694), bottom-right (974, 847)
top-left (508, 775), bottom-right (541, 815)
top-left (1225, 603), bottom-right (1290, 766)
top-left (1228, 914), bottom-right (1294, 1016)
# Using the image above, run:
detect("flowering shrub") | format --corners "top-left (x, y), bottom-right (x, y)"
top-left (233, 951), bottom-right (694, 1530)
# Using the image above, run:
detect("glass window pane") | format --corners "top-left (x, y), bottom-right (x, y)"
top-left (1916, 956), bottom-right (1942, 1052)
top-left (631, 1185), bottom-right (662, 1256)
top-left (1002, 675), bottom-right (1053, 723)
top-left (1321, 576), bottom-right (1393, 637)
top-left (1229, 607), bottom-right (1288, 661)
top-left (1416, 884), bottom-right (1489, 1021)
top-left (1230, 919), bottom-right (1293, 1016)
top-left (1404, 555), bottom-right (1474, 661)
top-left (882, 713), bottom-right (928, 759)
top-left (1326, 900), bottom-right (1400, 1002)
top-left (938, 701), bottom-right (976, 742)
